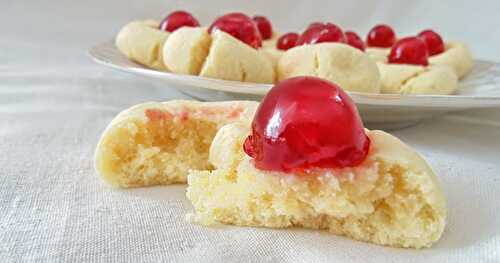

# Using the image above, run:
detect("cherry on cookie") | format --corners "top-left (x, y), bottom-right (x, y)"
top-left (244, 76), bottom-right (370, 172)
top-left (418, 29), bottom-right (445, 56)
top-left (209, 12), bottom-right (263, 48)
top-left (345, 31), bottom-right (365, 51)
top-left (276, 32), bottom-right (300, 50)
top-left (253, 15), bottom-right (273, 40)
top-left (388, 37), bottom-right (429, 66)
top-left (366, 24), bottom-right (396, 48)
top-left (159, 10), bottom-right (200, 32)
top-left (298, 22), bottom-right (346, 45)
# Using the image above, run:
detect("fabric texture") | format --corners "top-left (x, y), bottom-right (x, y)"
top-left (1, 0), bottom-right (500, 262)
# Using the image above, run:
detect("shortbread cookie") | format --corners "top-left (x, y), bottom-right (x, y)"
top-left (277, 43), bottom-right (381, 93)
top-left (429, 42), bottom-right (473, 79)
top-left (187, 77), bottom-right (446, 249)
top-left (377, 63), bottom-right (458, 94)
top-left (115, 20), bottom-right (169, 70)
top-left (162, 28), bottom-right (275, 83)
top-left (368, 42), bottom-right (473, 79)
top-left (199, 30), bottom-right (275, 83)
top-left (187, 123), bottom-right (447, 249)
top-left (162, 27), bottom-right (211, 75)
top-left (95, 100), bottom-right (258, 188)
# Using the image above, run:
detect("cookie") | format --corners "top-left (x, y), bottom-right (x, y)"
top-left (162, 27), bottom-right (211, 75)
top-left (115, 20), bottom-right (169, 70)
top-left (187, 122), bottom-right (447, 248)
top-left (429, 42), bottom-right (473, 79)
top-left (199, 30), bottom-right (275, 84)
top-left (94, 100), bottom-right (258, 188)
top-left (277, 43), bottom-right (381, 93)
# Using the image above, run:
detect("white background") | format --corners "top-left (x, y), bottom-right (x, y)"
top-left (1, 0), bottom-right (500, 262)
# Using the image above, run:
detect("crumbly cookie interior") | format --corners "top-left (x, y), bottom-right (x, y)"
top-left (187, 127), bottom-right (446, 249)
top-left (99, 117), bottom-right (218, 187)
top-left (188, 157), bottom-right (443, 249)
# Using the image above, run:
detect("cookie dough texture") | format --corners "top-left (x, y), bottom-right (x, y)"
top-left (367, 42), bottom-right (474, 80)
top-left (187, 123), bottom-right (447, 249)
top-left (199, 31), bottom-right (275, 83)
top-left (377, 63), bottom-right (458, 95)
top-left (94, 100), bottom-right (258, 188)
top-left (278, 43), bottom-right (381, 93)
top-left (163, 27), bottom-right (212, 75)
top-left (429, 42), bottom-right (474, 79)
top-left (115, 20), bottom-right (169, 70)
top-left (366, 47), bottom-right (390, 63)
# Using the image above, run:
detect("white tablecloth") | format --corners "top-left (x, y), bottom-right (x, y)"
top-left (1, 0), bottom-right (500, 262)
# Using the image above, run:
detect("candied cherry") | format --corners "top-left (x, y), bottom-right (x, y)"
top-left (159, 10), bottom-right (200, 32)
top-left (243, 76), bottom-right (370, 172)
top-left (276, 32), bottom-right (300, 50)
top-left (418, 29), bottom-right (445, 56)
top-left (208, 12), bottom-right (262, 48)
top-left (253, 15), bottom-right (273, 40)
top-left (307, 22), bottom-right (324, 29)
top-left (388, 37), bottom-right (429, 66)
top-left (366, 24), bottom-right (396, 48)
top-left (298, 22), bottom-right (346, 45)
top-left (345, 31), bottom-right (365, 51)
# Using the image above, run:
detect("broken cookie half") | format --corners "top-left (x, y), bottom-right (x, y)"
top-left (186, 77), bottom-right (447, 249)
top-left (162, 27), bottom-right (275, 84)
top-left (94, 100), bottom-right (258, 188)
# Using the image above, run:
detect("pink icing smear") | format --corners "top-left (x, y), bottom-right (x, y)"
top-left (197, 105), bottom-right (243, 118)
top-left (145, 109), bottom-right (174, 121)
top-left (198, 106), bottom-right (220, 116)
top-left (179, 111), bottom-right (189, 121)
top-left (227, 106), bottom-right (243, 118)
top-left (145, 105), bottom-right (242, 123)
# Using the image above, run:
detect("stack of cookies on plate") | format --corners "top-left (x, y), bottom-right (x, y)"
top-left (116, 10), bottom-right (473, 95)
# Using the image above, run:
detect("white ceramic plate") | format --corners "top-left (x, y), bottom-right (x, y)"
top-left (89, 40), bottom-right (500, 129)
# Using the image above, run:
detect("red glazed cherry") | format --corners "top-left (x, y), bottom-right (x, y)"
top-left (159, 10), bottom-right (200, 32)
top-left (208, 12), bottom-right (262, 48)
top-left (307, 22), bottom-right (324, 29)
top-left (253, 15), bottom-right (273, 40)
top-left (276, 32), bottom-right (300, 50)
top-left (418, 29), bottom-right (445, 56)
top-left (366, 24), bottom-right (396, 48)
top-left (298, 22), bottom-right (346, 45)
top-left (388, 37), bottom-right (429, 66)
top-left (345, 31), bottom-right (365, 51)
top-left (243, 76), bottom-right (370, 172)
